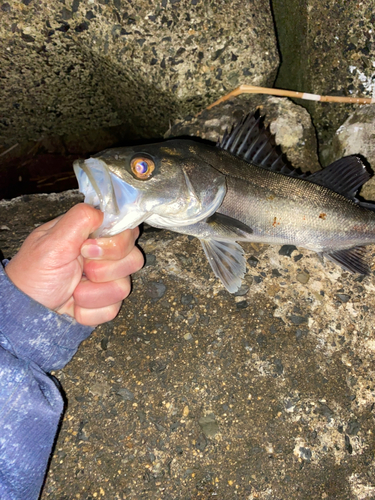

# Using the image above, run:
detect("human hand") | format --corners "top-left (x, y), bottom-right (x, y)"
top-left (5, 204), bottom-right (144, 326)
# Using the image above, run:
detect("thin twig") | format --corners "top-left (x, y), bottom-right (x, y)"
top-left (206, 84), bottom-right (375, 111)
top-left (0, 143), bottom-right (19, 158)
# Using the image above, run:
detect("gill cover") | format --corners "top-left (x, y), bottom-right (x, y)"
top-left (146, 160), bottom-right (227, 228)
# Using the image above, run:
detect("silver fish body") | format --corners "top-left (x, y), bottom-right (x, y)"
top-left (74, 114), bottom-right (375, 292)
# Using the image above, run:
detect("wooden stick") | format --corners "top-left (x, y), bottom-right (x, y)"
top-left (206, 84), bottom-right (375, 110)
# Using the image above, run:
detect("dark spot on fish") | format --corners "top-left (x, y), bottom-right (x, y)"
top-left (319, 213), bottom-right (327, 220)
top-left (272, 216), bottom-right (281, 227)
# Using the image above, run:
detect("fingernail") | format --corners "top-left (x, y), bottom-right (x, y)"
top-left (81, 244), bottom-right (103, 259)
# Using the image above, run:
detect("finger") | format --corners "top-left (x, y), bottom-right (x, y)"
top-left (80, 227), bottom-right (139, 260)
top-left (84, 246), bottom-right (144, 283)
top-left (73, 276), bottom-right (131, 309)
top-left (74, 301), bottom-right (123, 327)
top-left (48, 204), bottom-right (104, 249)
top-left (33, 214), bottom-right (64, 233)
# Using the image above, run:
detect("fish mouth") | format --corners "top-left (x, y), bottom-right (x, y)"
top-left (74, 158), bottom-right (147, 237)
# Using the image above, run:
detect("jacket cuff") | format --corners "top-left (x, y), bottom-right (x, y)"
top-left (0, 260), bottom-right (94, 372)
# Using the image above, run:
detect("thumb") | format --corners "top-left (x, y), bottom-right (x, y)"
top-left (48, 203), bottom-right (104, 248)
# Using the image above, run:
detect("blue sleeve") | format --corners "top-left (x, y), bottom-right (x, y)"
top-left (0, 262), bottom-right (94, 500)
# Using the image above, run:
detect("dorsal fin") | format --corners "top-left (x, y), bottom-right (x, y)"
top-left (218, 111), bottom-right (307, 177)
top-left (307, 157), bottom-right (371, 200)
top-left (218, 112), bottom-right (374, 206)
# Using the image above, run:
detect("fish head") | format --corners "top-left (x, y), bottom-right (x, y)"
top-left (73, 140), bottom-right (226, 237)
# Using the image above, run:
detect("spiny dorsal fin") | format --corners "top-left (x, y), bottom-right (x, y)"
top-left (218, 111), bottom-right (306, 177)
top-left (308, 157), bottom-right (371, 200)
top-left (218, 112), bottom-right (373, 206)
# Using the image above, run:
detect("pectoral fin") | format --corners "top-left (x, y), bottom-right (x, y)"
top-left (205, 213), bottom-right (253, 240)
top-left (200, 239), bottom-right (247, 293)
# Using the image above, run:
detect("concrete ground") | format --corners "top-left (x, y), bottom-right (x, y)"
top-left (1, 190), bottom-right (375, 500)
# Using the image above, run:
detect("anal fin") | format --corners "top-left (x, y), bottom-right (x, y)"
top-left (323, 246), bottom-right (370, 275)
top-left (200, 239), bottom-right (247, 293)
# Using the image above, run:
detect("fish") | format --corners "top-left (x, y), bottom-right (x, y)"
top-left (74, 112), bottom-right (375, 293)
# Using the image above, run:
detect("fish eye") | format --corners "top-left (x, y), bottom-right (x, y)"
top-left (130, 157), bottom-right (155, 179)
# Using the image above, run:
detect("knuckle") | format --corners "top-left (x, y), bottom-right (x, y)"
top-left (105, 302), bottom-right (122, 322)
top-left (120, 277), bottom-right (131, 299)
top-left (72, 285), bottom-right (85, 305)
top-left (132, 248), bottom-right (145, 272)
top-left (83, 260), bottom-right (101, 282)
top-left (74, 202), bottom-right (101, 227)
top-left (133, 226), bottom-right (140, 240)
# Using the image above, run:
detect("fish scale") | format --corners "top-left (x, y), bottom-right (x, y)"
top-left (74, 112), bottom-right (375, 292)
top-left (218, 167), bottom-right (375, 251)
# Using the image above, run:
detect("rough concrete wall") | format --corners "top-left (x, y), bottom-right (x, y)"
top-left (0, 0), bottom-right (278, 152)
top-left (272, 0), bottom-right (375, 164)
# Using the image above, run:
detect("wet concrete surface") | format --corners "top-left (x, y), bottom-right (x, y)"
top-left (1, 191), bottom-right (375, 499)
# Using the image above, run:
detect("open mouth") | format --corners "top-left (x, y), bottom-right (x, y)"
top-left (73, 157), bottom-right (148, 236)
top-left (74, 158), bottom-right (118, 214)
